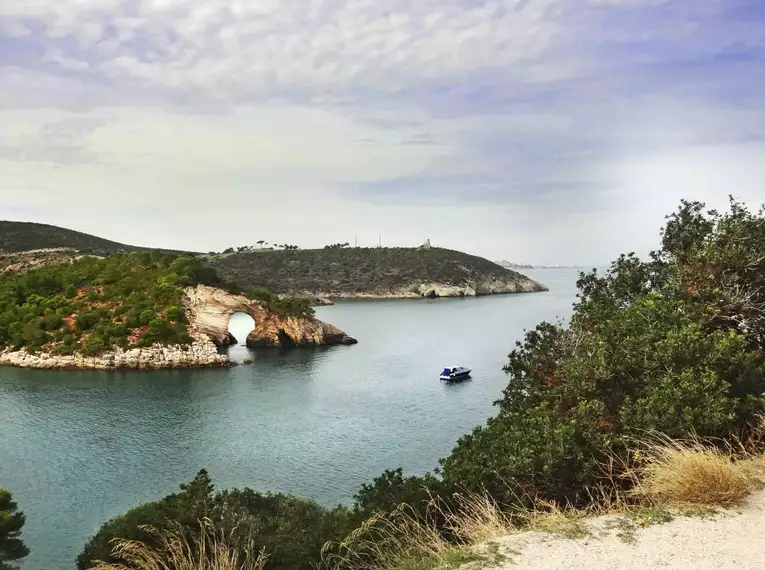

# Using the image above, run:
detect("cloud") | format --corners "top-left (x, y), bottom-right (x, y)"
top-left (0, 0), bottom-right (764, 265)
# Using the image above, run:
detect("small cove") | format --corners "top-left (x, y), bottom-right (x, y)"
top-left (0, 269), bottom-right (581, 570)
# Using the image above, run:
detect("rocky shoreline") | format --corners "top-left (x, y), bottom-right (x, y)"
top-left (0, 331), bottom-right (229, 370)
top-left (305, 276), bottom-right (548, 300)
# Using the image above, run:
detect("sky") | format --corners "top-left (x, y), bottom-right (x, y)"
top-left (0, 0), bottom-right (764, 265)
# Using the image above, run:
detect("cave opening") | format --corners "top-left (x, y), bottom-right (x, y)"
top-left (226, 311), bottom-right (256, 360)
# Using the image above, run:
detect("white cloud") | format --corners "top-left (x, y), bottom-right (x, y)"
top-left (0, 0), bottom-right (763, 265)
top-left (0, 0), bottom-right (572, 100)
top-left (42, 50), bottom-right (90, 71)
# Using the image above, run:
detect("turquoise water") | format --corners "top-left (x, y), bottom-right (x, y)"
top-left (0, 269), bottom-right (581, 569)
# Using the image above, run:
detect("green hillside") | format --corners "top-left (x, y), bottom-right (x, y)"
top-left (0, 221), bottom-right (182, 255)
top-left (208, 246), bottom-right (539, 295)
top-left (0, 251), bottom-right (220, 356)
top-left (1, 221), bottom-right (543, 297)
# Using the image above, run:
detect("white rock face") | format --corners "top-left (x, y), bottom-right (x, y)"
top-left (416, 283), bottom-right (476, 298)
top-left (184, 284), bottom-right (264, 346)
top-left (308, 276), bottom-right (548, 300)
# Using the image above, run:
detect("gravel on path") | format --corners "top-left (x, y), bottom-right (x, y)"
top-left (487, 490), bottom-right (765, 570)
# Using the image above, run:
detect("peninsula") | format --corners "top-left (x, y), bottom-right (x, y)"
top-left (208, 245), bottom-right (548, 299)
top-left (0, 250), bottom-right (356, 370)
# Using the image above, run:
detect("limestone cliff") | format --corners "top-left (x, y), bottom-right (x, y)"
top-left (311, 275), bottom-right (548, 300)
top-left (0, 285), bottom-right (357, 370)
top-left (247, 313), bottom-right (356, 348)
top-left (185, 285), bottom-right (357, 349)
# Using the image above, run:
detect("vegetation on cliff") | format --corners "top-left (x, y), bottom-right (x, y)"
top-left (0, 489), bottom-right (28, 570)
top-left (77, 198), bottom-right (765, 569)
top-left (245, 288), bottom-right (315, 320)
top-left (0, 249), bottom-right (322, 358)
top-left (0, 251), bottom-right (222, 356)
top-left (209, 246), bottom-right (539, 296)
top-left (1, 221), bottom-right (543, 298)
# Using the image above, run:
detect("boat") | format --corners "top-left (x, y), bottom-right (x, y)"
top-left (440, 366), bottom-right (472, 381)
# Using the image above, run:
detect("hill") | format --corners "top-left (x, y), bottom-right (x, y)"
top-left (1, 222), bottom-right (547, 298)
top-left (0, 221), bottom-right (183, 255)
top-left (207, 246), bottom-right (548, 298)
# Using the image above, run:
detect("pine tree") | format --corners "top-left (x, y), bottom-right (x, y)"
top-left (178, 469), bottom-right (215, 518)
top-left (0, 489), bottom-right (28, 570)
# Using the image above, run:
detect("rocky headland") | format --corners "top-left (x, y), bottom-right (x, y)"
top-left (210, 246), bottom-right (549, 300)
top-left (185, 285), bottom-right (357, 349)
top-left (0, 285), bottom-right (356, 371)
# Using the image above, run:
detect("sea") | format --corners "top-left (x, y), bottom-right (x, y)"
top-left (0, 269), bottom-right (582, 569)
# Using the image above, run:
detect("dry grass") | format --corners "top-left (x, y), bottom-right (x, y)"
top-left (87, 518), bottom-right (268, 570)
top-left (514, 500), bottom-right (591, 540)
top-left (320, 491), bottom-right (513, 570)
top-left (443, 492), bottom-right (513, 544)
top-left (319, 503), bottom-right (454, 570)
top-left (630, 435), bottom-right (762, 508)
top-left (321, 435), bottom-right (765, 570)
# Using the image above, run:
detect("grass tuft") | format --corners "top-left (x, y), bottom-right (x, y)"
top-left (632, 435), bottom-right (761, 507)
top-left (320, 490), bottom-right (512, 570)
top-left (516, 500), bottom-right (590, 540)
top-left (87, 518), bottom-right (268, 570)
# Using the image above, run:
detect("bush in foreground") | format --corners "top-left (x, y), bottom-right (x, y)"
top-left (439, 198), bottom-right (765, 505)
top-left (0, 489), bottom-right (28, 570)
top-left (77, 471), bottom-right (355, 570)
top-left (88, 519), bottom-right (268, 570)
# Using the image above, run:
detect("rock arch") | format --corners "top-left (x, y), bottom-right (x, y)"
top-left (183, 285), bottom-right (357, 349)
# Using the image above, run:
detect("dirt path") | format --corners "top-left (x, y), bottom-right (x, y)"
top-left (487, 490), bottom-right (765, 570)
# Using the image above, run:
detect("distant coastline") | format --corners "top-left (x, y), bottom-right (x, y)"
top-left (495, 260), bottom-right (584, 270)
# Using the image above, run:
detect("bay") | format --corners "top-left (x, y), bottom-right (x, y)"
top-left (0, 268), bottom-right (582, 569)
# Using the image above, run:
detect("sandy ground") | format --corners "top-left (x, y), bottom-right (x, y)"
top-left (487, 490), bottom-right (765, 570)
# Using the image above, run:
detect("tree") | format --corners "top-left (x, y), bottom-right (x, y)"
top-left (78, 470), bottom-right (354, 570)
top-left (0, 251), bottom-right (226, 355)
top-left (0, 489), bottom-right (28, 570)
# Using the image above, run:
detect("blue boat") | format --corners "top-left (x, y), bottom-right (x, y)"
top-left (440, 366), bottom-right (472, 381)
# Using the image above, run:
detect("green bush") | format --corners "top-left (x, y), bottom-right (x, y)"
top-left (77, 470), bottom-right (354, 570)
top-left (0, 488), bottom-right (29, 570)
top-left (0, 252), bottom-right (226, 354)
top-left (248, 289), bottom-right (315, 320)
top-left (439, 198), bottom-right (765, 505)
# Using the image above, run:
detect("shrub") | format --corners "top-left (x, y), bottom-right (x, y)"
top-left (78, 471), bottom-right (354, 570)
top-left (86, 519), bottom-right (268, 570)
top-left (0, 488), bottom-right (29, 569)
top-left (0, 252), bottom-right (227, 355)
top-left (82, 335), bottom-right (106, 356)
top-left (438, 198), bottom-right (765, 506)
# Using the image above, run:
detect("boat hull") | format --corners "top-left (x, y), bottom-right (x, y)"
top-left (440, 371), bottom-right (472, 381)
